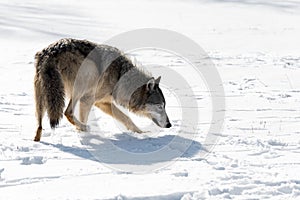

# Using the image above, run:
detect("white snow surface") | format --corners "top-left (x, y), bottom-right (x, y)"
top-left (1, 0), bottom-right (300, 199)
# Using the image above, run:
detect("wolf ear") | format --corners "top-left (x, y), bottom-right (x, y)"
top-left (155, 76), bottom-right (161, 84)
top-left (147, 78), bottom-right (155, 91)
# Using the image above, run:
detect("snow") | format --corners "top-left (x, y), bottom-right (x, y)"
top-left (1, 0), bottom-right (300, 199)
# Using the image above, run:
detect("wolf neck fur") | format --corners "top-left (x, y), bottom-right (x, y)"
top-left (112, 58), bottom-right (151, 110)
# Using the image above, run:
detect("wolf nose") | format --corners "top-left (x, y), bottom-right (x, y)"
top-left (165, 122), bottom-right (172, 128)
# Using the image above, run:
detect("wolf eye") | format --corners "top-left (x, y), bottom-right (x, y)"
top-left (157, 104), bottom-right (163, 110)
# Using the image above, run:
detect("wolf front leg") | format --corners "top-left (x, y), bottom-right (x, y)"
top-left (64, 98), bottom-right (88, 131)
top-left (79, 96), bottom-right (94, 124)
top-left (95, 102), bottom-right (142, 133)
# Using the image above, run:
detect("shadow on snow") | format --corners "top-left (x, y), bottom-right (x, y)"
top-left (41, 132), bottom-right (204, 166)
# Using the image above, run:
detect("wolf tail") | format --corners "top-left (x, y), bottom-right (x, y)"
top-left (38, 56), bottom-right (65, 128)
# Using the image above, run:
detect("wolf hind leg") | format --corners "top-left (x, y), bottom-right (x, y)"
top-left (64, 97), bottom-right (88, 131)
top-left (34, 78), bottom-right (46, 141)
top-left (95, 102), bottom-right (142, 133)
top-left (34, 112), bottom-right (45, 142)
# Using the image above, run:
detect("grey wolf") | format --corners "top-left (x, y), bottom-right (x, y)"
top-left (33, 38), bottom-right (171, 141)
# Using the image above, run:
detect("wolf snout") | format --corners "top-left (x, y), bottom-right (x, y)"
top-left (165, 122), bottom-right (172, 128)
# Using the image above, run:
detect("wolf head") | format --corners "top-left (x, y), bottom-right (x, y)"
top-left (129, 76), bottom-right (172, 128)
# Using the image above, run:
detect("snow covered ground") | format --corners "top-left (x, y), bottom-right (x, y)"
top-left (1, 0), bottom-right (300, 199)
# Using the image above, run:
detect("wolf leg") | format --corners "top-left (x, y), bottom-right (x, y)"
top-left (79, 96), bottom-right (94, 124)
top-left (34, 114), bottom-right (44, 142)
top-left (34, 78), bottom-right (45, 141)
top-left (64, 98), bottom-right (88, 131)
top-left (95, 102), bottom-right (142, 133)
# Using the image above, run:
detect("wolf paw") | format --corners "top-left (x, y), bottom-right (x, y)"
top-left (76, 124), bottom-right (90, 132)
top-left (131, 127), bottom-right (143, 134)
